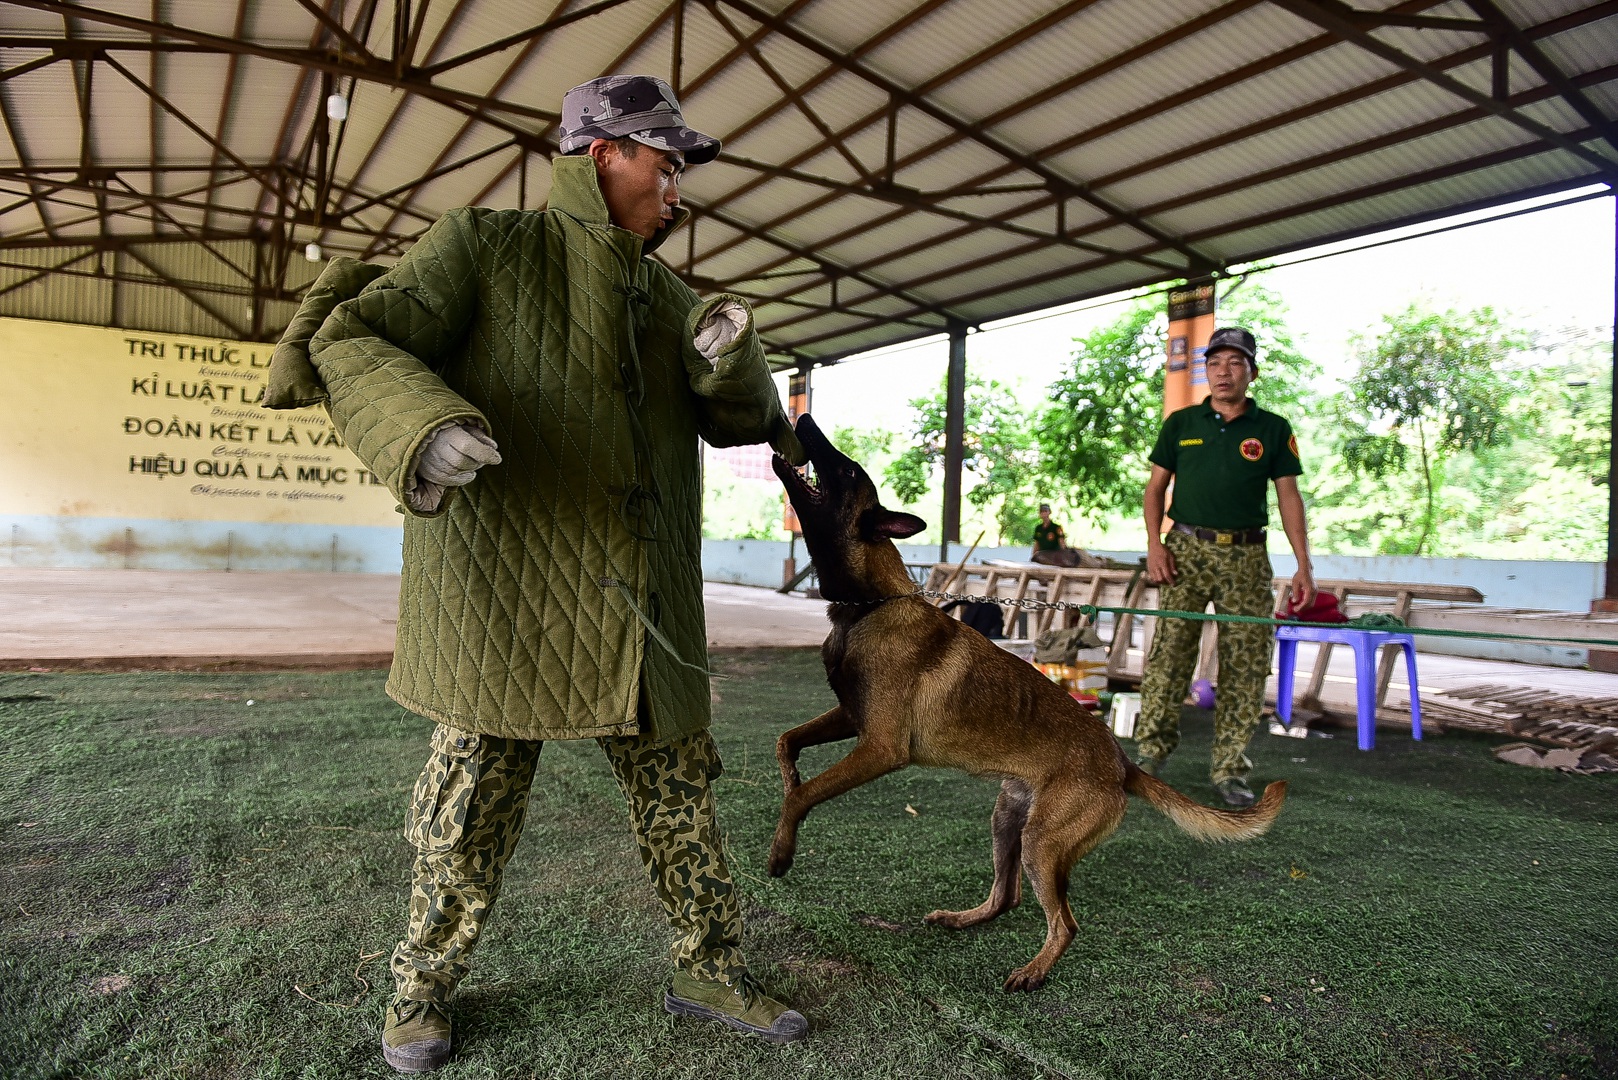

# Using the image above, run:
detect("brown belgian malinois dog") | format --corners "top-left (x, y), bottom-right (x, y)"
top-left (770, 414), bottom-right (1287, 992)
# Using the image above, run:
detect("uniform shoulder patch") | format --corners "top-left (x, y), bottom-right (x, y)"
top-left (1289, 433), bottom-right (1299, 457)
top-left (1240, 437), bottom-right (1264, 461)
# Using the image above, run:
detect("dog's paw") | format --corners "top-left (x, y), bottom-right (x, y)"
top-left (1002, 966), bottom-right (1047, 993)
top-left (924, 909), bottom-right (965, 929)
top-left (766, 849), bottom-right (794, 878)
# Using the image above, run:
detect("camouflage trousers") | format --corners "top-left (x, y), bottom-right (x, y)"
top-left (1135, 529), bottom-right (1274, 784)
top-left (390, 724), bottom-right (745, 1002)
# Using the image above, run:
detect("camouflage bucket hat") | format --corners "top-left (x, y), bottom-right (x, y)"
top-left (559, 74), bottom-right (720, 164)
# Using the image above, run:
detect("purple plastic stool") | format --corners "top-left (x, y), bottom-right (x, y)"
top-left (1274, 625), bottom-right (1422, 750)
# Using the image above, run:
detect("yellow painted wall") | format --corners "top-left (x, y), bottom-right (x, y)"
top-left (0, 316), bottom-right (400, 527)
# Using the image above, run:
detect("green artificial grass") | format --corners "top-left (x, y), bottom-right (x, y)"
top-left (0, 652), bottom-right (1612, 1079)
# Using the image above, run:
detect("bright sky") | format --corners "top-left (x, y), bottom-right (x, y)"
top-left (804, 186), bottom-right (1617, 431)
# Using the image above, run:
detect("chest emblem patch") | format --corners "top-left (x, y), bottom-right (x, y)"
top-left (1240, 438), bottom-right (1264, 461)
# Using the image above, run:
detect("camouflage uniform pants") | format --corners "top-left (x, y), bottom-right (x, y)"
top-left (390, 725), bottom-right (745, 1002)
top-left (1135, 529), bottom-right (1274, 784)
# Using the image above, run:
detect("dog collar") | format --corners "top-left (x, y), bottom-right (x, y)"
top-left (827, 590), bottom-right (923, 608)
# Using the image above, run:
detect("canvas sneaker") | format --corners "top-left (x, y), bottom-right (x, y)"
top-left (664, 971), bottom-right (808, 1043)
top-left (381, 998), bottom-right (453, 1073)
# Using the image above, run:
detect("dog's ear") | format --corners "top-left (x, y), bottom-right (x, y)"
top-left (861, 509), bottom-right (926, 540)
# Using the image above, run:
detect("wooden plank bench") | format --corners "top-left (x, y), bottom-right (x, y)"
top-left (926, 561), bottom-right (1487, 716)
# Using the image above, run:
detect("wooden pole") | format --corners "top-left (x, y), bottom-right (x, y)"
top-left (934, 529), bottom-right (985, 604)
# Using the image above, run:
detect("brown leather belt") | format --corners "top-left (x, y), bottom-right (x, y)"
top-left (1171, 521), bottom-right (1266, 546)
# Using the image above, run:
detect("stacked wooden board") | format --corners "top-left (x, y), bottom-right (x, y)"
top-left (1388, 684), bottom-right (1618, 750)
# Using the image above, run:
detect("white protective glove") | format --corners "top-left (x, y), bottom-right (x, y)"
top-left (693, 298), bottom-right (749, 364)
top-left (405, 422), bottom-right (501, 512)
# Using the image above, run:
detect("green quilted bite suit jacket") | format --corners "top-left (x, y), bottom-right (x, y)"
top-left (281, 155), bottom-right (803, 742)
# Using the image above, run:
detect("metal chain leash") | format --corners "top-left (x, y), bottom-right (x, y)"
top-left (917, 588), bottom-right (1099, 614)
top-left (838, 589), bottom-right (1100, 615)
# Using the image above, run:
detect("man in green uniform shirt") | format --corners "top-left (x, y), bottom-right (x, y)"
top-left (1136, 327), bottom-right (1316, 807)
top-left (1031, 502), bottom-right (1078, 566)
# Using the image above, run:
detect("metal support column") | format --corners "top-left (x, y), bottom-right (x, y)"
top-left (1592, 197), bottom-right (1618, 671)
top-left (941, 323), bottom-right (967, 561)
top-left (1607, 193), bottom-right (1618, 598)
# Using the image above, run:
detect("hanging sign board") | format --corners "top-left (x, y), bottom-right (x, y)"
top-left (0, 316), bottom-right (401, 526)
top-left (782, 370), bottom-right (809, 535)
top-left (1163, 283), bottom-right (1216, 416)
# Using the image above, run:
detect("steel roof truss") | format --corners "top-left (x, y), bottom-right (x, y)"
top-left (109, 174), bottom-right (255, 284)
top-left (416, 0), bottom-right (641, 78)
top-left (733, 0), bottom-right (1608, 321)
top-left (292, 0), bottom-right (375, 59)
top-left (1461, 0), bottom-right (1618, 155)
top-left (201, 0), bottom-right (250, 236)
top-left (713, 0), bottom-right (1452, 308)
top-left (0, 68), bottom-right (56, 239)
top-left (0, 1), bottom-right (561, 125)
top-left (0, 166), bottom-right (428, 248)
top-left (100, 53), bottom-right (284, 202)
top-left (797, 121), bottom-right (1606, 355)
top-left (451, 1), bottom-right (686, 223)
top-left (0, 245), bottom-right (95, 298)
top-left (687, 0), bottom-right (1265, 289)
top-left (1269, 0), bottom-right (1618, 179)
top-left (0, 0), bottom-right (1612, 349)
top-left (324, 0), bottom-right (476, 224)
top-left (121, 244), bottom-right (247, 338)
top-left (712, 150), bottom-right (1182, 273)
top-left (689, 0), bottom-right (1107, 268)
top-left (701, 0), bottom-right (876, 187)
top-left (0, 51), bottom-right (62, 83)
top-left (710, 0), bottom-right (1216, 270)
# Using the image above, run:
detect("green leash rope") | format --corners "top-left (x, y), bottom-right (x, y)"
top-left (602, 577), bottom-right (730, 679)
top-left (1083, 603), bottom-right (1614, 651)
top-left (907, 588), bottom-right (1616, 651)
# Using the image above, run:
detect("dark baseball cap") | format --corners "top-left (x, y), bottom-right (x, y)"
top-left (1206, 326), bottom-right (1257, 366)
top-left (558, 75), bottom-right (720, 164)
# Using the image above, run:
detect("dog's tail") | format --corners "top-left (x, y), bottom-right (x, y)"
top-left (1123, 766), bottom-right (1287, 842)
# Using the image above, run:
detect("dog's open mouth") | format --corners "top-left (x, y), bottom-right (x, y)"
top-left (772, 454), bottom-right (823, 504)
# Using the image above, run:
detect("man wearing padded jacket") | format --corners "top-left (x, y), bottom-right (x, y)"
top-left (268, 75), bottom-right (809, 1072)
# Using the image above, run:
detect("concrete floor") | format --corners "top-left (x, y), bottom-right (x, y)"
top-left (0, 568), bottom-right (828, 669)
top-left (4, 568), bottom-right (1616, 708)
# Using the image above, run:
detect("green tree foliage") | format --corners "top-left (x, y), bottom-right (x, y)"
top-left (884, 375), bottom-right (1042, 543)
top-left (702, 456), bottom-right (789, 540)
top-left (1036, 278), bottom-right (1320, 521)
top-left (844, 279), bottom-right (1605, 561)
top-left (1336, 305), bottom-right (1529, 554)
top-left (1532, 337), bottom-right (1612, 487)
top-left (1033, 302), bottom-right (1163, 523)
top-left (831, 424), bottom-right (896, 468)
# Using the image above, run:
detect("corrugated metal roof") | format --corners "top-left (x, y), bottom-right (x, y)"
top-left (0, 235), bottom-right (320, 337)
top-left (0, 0), bottom-right (1612, 362)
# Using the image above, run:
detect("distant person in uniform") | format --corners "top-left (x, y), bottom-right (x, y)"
top-left (1134, 326), bottom-right (1316, 807)
top-left (1030, 503), bottom-right (1081, 567)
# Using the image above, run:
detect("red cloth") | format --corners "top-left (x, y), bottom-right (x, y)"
top-left (1277, 591), bottom-right (1348, 623)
